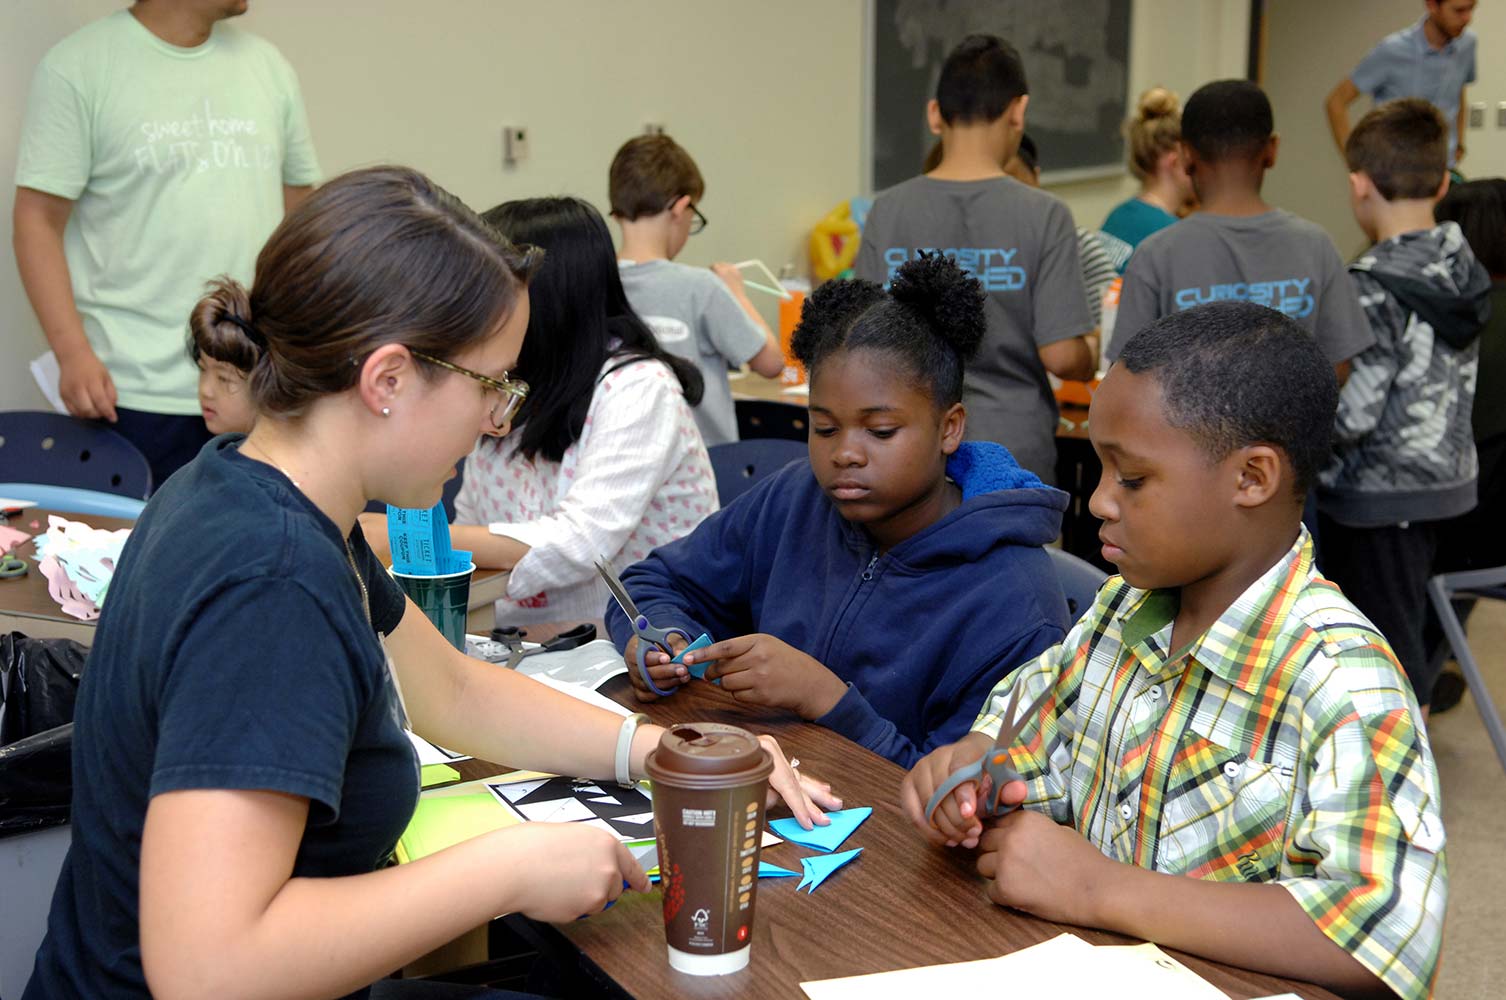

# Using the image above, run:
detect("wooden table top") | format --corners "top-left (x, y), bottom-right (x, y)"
top-left (454, 623), bottom-right (1337, 1000)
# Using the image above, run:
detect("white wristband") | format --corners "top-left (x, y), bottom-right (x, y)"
top-left (616, 713), bottom-right (649, 787)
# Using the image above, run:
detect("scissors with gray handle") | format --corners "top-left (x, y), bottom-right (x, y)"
top-left (924, 681), bottom-right (1054, 824)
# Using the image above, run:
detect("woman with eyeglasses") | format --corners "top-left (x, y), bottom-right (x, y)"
top-left (24, 168), bottom-right (835, 1000)
top-left (437, 196), bottom-right (721, 627)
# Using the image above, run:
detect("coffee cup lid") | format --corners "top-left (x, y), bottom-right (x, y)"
top-left (645, 723), bottom-right (772, 783)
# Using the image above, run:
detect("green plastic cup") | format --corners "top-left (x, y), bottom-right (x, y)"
top-left (391, 563), bottom-right (474, 650)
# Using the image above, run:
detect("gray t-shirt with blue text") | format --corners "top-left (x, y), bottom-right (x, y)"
top-left (1110, 210), bottom-right (1374, 364)
top-left (856, 175), bottom-right (1092, 484)
top-left (619, 259), bottom-right (768, 446)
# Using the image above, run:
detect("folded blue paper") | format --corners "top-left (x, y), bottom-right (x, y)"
top-left (768, 806), bottom-right (871, 852)
top-left (796, 848), bottom-right (862, 893)
top-left (672, 633), bottom-right (715, 679)
top-left (387, 502), bottom-right (470, 575)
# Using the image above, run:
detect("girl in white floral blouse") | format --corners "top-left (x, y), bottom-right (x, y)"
top-left (449, 196), bottom-right (718, 624)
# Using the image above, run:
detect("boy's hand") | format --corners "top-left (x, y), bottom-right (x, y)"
top-left (711, 262), bottom-right (748, 300)
top-left (900, 732), bottom-right (1004, 848)
top-left (684, 634), bottom-right (848, 719)
top-left (623, 633), bottom-right (690, 703)
top-left (975, 809), bottom-right (1117, 927)
top-left (57, 344), bottom-right (118, 422)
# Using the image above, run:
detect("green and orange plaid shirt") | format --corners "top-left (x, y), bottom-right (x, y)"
top-left (973, 528), bottom-right (1446, 1000)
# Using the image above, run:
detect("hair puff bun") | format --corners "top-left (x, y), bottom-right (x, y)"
top-left (887, 252), bottom-right (986, 362)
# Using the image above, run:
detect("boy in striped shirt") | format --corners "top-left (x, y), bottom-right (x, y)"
top-left (904, 301), bottom-right (1445, 999)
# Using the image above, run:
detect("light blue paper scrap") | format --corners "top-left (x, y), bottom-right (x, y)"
top-left (797, 848), bottom-right (861, 893)
top-left (672, 633), bottom-right (715, 679)
top-left (768, 806), bottom-right (871, 852)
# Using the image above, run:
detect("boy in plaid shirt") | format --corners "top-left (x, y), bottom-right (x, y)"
top-left (904, 301), bottom-right (1446, 999)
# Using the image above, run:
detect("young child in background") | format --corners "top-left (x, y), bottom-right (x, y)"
top-left (906, 301), bottom-right (1445, 1000)
top-left (609, 254), bottom-right (1070, 767)
top-left (858, 34), bottom-right (1097, 485)
top-left (187, 284), bottom-right (259, 435)
top-left (1316, 99), bottom-right (1491, 712)
top-left (1100, 87), bottom-right (1195, 272)
top-left (609, 134), bottom-right (784, 446)
top-left (437, 197), bottom-right (717, 626)
top-left (1110, 79), bottom-right (1373, 378)
top-left (1003, 133), bottom-right (1118, 330)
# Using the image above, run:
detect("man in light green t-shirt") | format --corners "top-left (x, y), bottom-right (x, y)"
top-left (13, 0), bottom-right (320, 488)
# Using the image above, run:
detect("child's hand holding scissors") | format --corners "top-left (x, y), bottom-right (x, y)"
top-left (683, 634), bottom-right (849, 720)
top-left (622, 633), bottom-right (691, 702)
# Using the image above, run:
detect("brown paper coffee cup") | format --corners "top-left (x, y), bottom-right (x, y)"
top-left (646, 723), bottom-right (773, 975)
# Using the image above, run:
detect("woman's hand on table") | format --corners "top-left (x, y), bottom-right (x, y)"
top-left (623, 633), bottom-right (691, 702)
top-left (758, 734), bottom-right (841, 830)
top-left (685, 634), bottom-right (849, 720)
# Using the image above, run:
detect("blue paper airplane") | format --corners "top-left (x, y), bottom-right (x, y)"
top-left (769, 806), bottom-right (872, 852)
top-left (796, 848), bottom-right (862, 893)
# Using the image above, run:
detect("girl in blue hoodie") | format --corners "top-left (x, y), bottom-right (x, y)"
top-left (607, 253), bottom-right (1070, 766)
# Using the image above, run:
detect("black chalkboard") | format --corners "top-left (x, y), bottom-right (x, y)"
top-left (871, 0), bottom-right (1132, 190)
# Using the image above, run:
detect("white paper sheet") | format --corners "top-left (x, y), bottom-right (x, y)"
top-left (29, 351), bottom-right (67, 414)
top-left (801, 933), bottom-right (1225, 1000)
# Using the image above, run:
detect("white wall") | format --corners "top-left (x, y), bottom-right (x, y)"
top-left (1263, 0), bottom-right (1506, 256)
top-left (0, 0), bottom-right (1251, 412)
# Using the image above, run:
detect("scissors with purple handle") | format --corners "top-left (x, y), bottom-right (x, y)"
top-left (924, 681), bottom-right (1054, 823)
top-left (594, 557), bottom-right (710, 697)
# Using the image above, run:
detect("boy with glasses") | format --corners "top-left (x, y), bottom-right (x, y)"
top-left (610, 134), bottom-right (784, 445)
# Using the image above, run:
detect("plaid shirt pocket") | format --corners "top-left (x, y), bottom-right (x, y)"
top-left (1158, 729), bottom-right (1294, 881)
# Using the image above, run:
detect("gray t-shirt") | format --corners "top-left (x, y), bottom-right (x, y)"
top-left (618, 258), bottom-right (768, 446)
top-left (856, 175), bottom-right (1092, 483)
top-left (1110, 210), bottom-right (1375, 364)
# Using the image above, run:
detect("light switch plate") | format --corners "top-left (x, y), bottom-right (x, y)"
top-left (1468, 102), bottom-right (1485, 129)
top-left (502, 125), bottom-right (529, 165)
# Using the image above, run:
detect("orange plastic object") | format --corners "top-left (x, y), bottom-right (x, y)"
top-left (809, 203), bottom-right (860, 282)
top-left (778, 290), bottom-right (808, 384)
top-left (1056, 378), bottom-right (1099, 407)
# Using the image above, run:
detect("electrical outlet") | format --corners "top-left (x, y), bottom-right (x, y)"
top-left (1468, 102), bottom-right (1485, 129)
top-left (502, 125), bottom-right (529, 165)
top-left (1498, 102), bottom-right (1506, 128)
top-left (644, 122), bottom-right (666, 136)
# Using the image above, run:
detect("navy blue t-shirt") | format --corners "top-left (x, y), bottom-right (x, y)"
top-left (25, 437), bottom-right (417, 999)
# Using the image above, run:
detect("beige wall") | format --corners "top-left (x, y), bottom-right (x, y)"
top-left (1263, 0), bottom-right (1506, 258)
top-left (0, 0), bottom-right (1249, 411)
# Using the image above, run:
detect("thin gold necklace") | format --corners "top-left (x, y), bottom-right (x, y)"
top-left (241, 438), bottom-right (370, 626)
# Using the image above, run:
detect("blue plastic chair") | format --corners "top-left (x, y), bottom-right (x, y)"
top-left (1047, 545), bottom-right (1108, 623)
top-left (0, 411), bottom-right (151, 499)
top-left (1426, 567), bottom-right (1506, 777)
top-left (0, 483), bottom-right (145, 519)
top-left (708, 439), bottom-right (806, 505)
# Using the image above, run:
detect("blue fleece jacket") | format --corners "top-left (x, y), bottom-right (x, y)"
top-left (605, 441), bottom-right (1070, 766)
